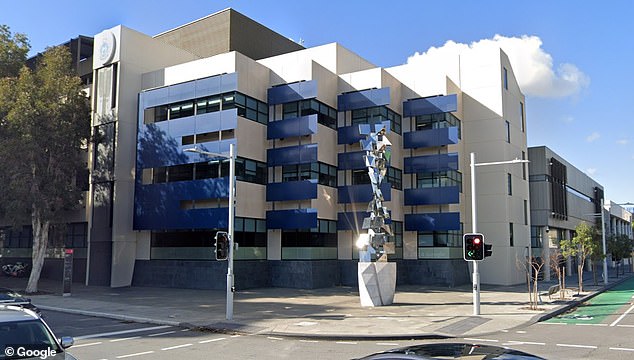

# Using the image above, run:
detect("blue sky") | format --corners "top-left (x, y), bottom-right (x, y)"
top-left (2, 0), bottom-right (633, 204)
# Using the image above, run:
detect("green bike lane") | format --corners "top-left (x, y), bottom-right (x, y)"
top-left (546, 276), bottom-right (634, 324)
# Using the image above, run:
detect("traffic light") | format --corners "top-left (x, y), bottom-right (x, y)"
top-left (463, 233), bottom-right (485, 261)
top-left (214, 231), bottom-right (229, 261)
top-left (485, 243), bottom-right (493, 258)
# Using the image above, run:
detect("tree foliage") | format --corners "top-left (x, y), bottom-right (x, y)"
top-left (0, 26), bottom-right (90, 293)
top-left (0, 25), bottom-right (30, 78)
top-left (559, 222), bottom-right (601, 292)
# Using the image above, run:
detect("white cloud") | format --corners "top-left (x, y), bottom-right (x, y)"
top-left (617, 139), bottom-right (629, 145)
top-left (586, 168), bottom-right (597, 176)
top-left (586, 132), bottom-right (600, 142)
top-left (406, 35), bottom-right (590, 98)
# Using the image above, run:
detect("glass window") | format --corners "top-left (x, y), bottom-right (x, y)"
top-left (195, 162), bottom-right (219, 180)
top-left (169, 100), bottom-right (194, 120)
top-left (503, 67), bottom-right (509, 90)
top-left (507, 173), bottom-right (512, 195)
top-left (152, 167), bottom-right (167, 183)
top-left (520, 101), bottom-right (525, 132)
top-left (169, 164), bottom-right (194, 182)
top-left (196, 95), bottom-right (221, 114)
top-left (505, 120), bottom-right (511, 143)
top-left (509, 222), bottom-right (514, 246)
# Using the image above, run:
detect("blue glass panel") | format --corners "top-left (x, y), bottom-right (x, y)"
top-left (404, 213), bottom-right (460, 231)
top-left (168, 116), bottom-right (196, 137)
top-left (404, 186), bottom-right (460, 206)
top-left (267, 144), bottom-right (318, 166)
top-left (267, 114), bottom-right (318, 139)
top-left (195, 73), bottom-right (238, 98)
top-left (404, 153), bottom-right (459, 174)
top-left (267, 180), bottom-right (318, 201)
top-left (138, 123), bottom-right (191, 168)
top-left (338, 125), bottom-right (363, 144)
top-left (337, 88), bottom-right (390, 111)
top-left (403, 94), bottom-right (458, 117)
top-left (267, 80), bottom-right (317, 105)
top-left (168, 80), bottom-right (196, 103)
top-left (141, 87), bottom-right (170, 109)
top-left (195, 108), bottom-right (238, 134)
top-left (338, 151), bottom-right (366, 170)
top-left (133, 179), bottom-right (231, 230)
top-left (337, 182), bottom-right (391, 203)
top-left (266, 209), bottom-right (318, 229)
top-left (403, 127), bottom-right (459, 149)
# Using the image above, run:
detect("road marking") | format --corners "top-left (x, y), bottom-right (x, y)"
top-left (504, 341), bottom-right (545, 346)
top-left (610, 347), bottom-right (634, 352)
top-left (74, 325), bottom-right (172, 340)
top-left (299, 340), bottom-right (319, 343)
top-left (556, 344), bottom-right (597, 349)
top-left (376, 342), bottom-right (399, 346)
top-left (464, 338), bottom-right (498, 343)
top-left (267, 336), bottom-right (284, 341)
top-left (336, 341), bottom-right (358, 345)
top-left (115, 351), bottom-right (155, 358)
top-left (199, 337), bottom-right (226, 343)
top-left (161, 343), bottom-right (193, 351)
top-left (230, 334), bottom-right (241, 338)
top-left (610, 304), bottom-right (634, 327)
top-left (539, 322), bottom-right (567, 325)
top-left (147, 331), bottom-right (177, 337)
top-left (515, 330), bottom-right (527, 334)
top-left (180, 328), bottom-right (190, 332)
top-left (617, 324), bottom-right (634, 328)
top-left (575, 323), bottom-right (607, 326)
top-left (110, 336), bottom-right (141, 342)
top-left (73, 342), bottom-right (103, 348)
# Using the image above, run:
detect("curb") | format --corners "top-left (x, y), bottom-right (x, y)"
top-left (37, 305), bottom-right (184, 328)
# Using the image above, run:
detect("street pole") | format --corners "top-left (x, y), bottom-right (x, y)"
top-left (470, 152), bottom-right (480, 315)
top-left (227, 143), bottom-right (236, 320)
top-left (601, 198), bottom-right (608, 285)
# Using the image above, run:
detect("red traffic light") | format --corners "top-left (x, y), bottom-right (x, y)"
top-left (473, 237), bottom-right (482, 245)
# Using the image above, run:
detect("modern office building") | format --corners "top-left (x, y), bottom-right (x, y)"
top-left (528, 145), bottom-right (606, 280)
top-left (2, 9), bottom-right (533, 289)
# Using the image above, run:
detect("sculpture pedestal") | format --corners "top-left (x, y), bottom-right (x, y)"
top-left (358, 262), bottom-right (396, 307)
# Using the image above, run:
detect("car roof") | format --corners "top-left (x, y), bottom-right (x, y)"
top-left (0, 305), bottom-right (39, 322)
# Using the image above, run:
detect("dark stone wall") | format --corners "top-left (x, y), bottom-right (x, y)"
top-left (397, 259), bottom-right (470, 287)
top-left (0, 257), bottom-right (87, 284)
top-left (269, 260), bottom-right (340, 289)
top-left (132, 260), bottom-right (269, 290)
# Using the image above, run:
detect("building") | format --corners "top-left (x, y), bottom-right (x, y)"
top-left (2, 9), bottom-right (532, 289)
top-left (528, 145), bottom-right (605, 280)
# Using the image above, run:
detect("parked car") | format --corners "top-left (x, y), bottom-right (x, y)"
top-left (354, 342), bottom-right (546, 359)
top-left (0, 305), bottom-right (76, 359)
top-left (0, 288), bottom-right (41, 316)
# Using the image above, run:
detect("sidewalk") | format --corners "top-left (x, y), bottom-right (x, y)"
top-left (1, 271), bottom-right (632, 340)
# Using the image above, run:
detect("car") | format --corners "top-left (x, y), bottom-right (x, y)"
top-left (0, 305), bottom-right (76, 359)
top-left (354, 342), bottom-right (546, 359)
top-left (0, 288), bottom-right (41, 316)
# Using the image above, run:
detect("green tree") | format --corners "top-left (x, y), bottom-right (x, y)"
top-left (0, 25), bottom-right (30, 78)
top-left (0, 30), bottom-right (90, 293)
top-left (559, 222), bottom-right (601, 292)
top-left (608, 234), bottom-right (633, 276)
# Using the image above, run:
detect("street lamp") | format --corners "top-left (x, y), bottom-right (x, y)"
top-left (184, 144), bottom-right (236, 320)
top-left (470, 152), bottom-right (529, 316)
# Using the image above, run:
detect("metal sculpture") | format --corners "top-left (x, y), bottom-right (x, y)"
top-left (356, 121), bottom-right (394, 262)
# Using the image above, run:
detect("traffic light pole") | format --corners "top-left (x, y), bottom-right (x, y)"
top-left (227, 143), bottom-right (235, 321)
top-left (470, 152), bottom-right (480, 316)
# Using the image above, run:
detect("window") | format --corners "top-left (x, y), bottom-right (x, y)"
top-left (505, 120), bottom-right (511, 143)
top-left (524, 200), bottom-right (528, 225)
top-left (169, 100), bottom-right (194, 120)
top-left (351, 169), bottom-right (370, 185)
top-left (417, 227), bottom-right (463, 248)
top-left (281, 219), bottom-right (338, 260)
top-left (282, 162), bottom-right (336, 187)
top-left (530, 226), bottom-right (543, 248)
top-left (387, 167), bottom-right (402, 190)
top-left (196, 95), bottom-right (221, 114)
top-left (416, 171), bottom-right (462, 191)
top-left (351, 106), bottom-right (401, 134)
top-left (509, 222), bottom-right (514, 246)
top-left (415, 112), bottom-right (462, 139)
top-left (503, 67), bottom-right (508, 90)
top-left (520, 102), bottom-right (525, 132)
top-left (169, 164), bottom-right (194, 182)
top-left (507, 173), bottom-right (513, 195)
top-left (281, 99), bottom-right (337, 129)
top-left (65, 222), bottom-right (88, 248)
top-left (146, 157), bottom-right (266, 185)
top-left (522, 151), bottom-right (526, 180)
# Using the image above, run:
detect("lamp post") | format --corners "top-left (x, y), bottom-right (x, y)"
top-left (470, 152), bottom-right (529, 315)
top-left (184, 144), bottom-right (236, 320)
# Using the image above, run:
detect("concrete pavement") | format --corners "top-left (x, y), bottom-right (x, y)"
top-left (1, 270), bottom-right (632, 340)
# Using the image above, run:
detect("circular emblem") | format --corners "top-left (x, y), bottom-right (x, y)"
top-left (98, 31), bottom-right (116, 65)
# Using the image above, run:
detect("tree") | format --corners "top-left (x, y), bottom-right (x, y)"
top-left (608, 234), bottom-right (633, 277)
top-left (0, 25), bottom-right (30, 78)
top-left (559, 222), bottom-right (601, 293)
top-left (0, 30), bottom-right (90, 293)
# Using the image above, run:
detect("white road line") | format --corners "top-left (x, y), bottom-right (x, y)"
top-left (267, 336), bottom-right (284, 341)
top-left (230, 334), bottom-right (241, 338)
top-left (576, 323), bottom-right (607, 326)
top-left (147, 331), bottom-right (177, 337)
top-left (515, 330), bottom-right (527, 333)
top-left (376, 342), bottom-right (399, 346)
top-left (73, 341), bottom-right (103, 348)
top-left (464, 338), bottom-right (499, 343)
top-left (299, 340), bottom-right (319, 343)
top-left (115, 351), bottom-right (155, 359)
top-left (617, 324), bottom-right (634, 328)
top-left (610, 304), bottom-right (634, 327)
top-left (336, 341), bottom-right (358, 345)
top-left (161, 343), bottom-right (193, 351)
top-left (180, 328), bottom-right (190, 332)
top-left (504, 341), bottom-right (545, 346)
top-left (610, 347), bottom-right (634, 352)
top-left (539, 322), bottom-right (567, 325)
top-left (199, 337), bottom-right (226, 343)
top-left (556, 343), bottom-right (597, 349)
top-left (109, 336), bottom-right (141, 342)
top-left (74, 325), bottom-right (172, 340)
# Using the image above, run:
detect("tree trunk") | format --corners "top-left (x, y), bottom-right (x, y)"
top-left (26, 209), bottom-right (49, 294)
top-left (578, 264), bottom-right (584, 293)
top-left (592, 263), bottom-right (597, 286)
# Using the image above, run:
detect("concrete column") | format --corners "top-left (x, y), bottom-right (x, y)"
top-left (565, 230), bottom-right (573, 276)
top-left (543, 227), bottom-right (551, 281)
